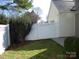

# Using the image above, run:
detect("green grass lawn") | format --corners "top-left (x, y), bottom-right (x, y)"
top-left (0, 39), bottom-right (65, 59)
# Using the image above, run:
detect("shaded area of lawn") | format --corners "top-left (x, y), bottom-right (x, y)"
top-left (0, 39), bottom-right (65, 59)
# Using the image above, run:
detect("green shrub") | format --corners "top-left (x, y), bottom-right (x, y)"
top-left (64, 37), bottom-right (79, 58)
top-left (0, 14), bottom-right (8, 24)
top-left (64, 37), bottom-right (77, 52)
top-left (75, 38), bottom-right (79, 58)
top-left (9, 11), bottom-right (39, 45)
top-left (9, 17), bottom-right (32, 45)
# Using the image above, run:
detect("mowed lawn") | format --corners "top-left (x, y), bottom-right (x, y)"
top-left (0, 39), bottom-right (64, 59)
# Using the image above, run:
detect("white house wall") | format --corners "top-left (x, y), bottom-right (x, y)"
top-left (59, 12), bottom-right (75, 37)
top-left (48, 1), bottom-right (59, 23)
top-left (48, 0), bottom-right (75, 37)
top-left (75, 13), bottom-right (79, 37)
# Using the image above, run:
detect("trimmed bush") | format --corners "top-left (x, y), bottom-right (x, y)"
top-left (9, 11), bottom-right (40, 46)
top-left (9, 17), bottom-right (32, 45)
top-left (64, 37), bottom-right (77, 52)
top-left (75, 38), bottom-right (79, 59)
top-left (64, 37), bottom-right (79, 58)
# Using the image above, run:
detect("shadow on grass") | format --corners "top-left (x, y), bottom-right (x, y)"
top-left (5, 39), bottom-right (64, 59)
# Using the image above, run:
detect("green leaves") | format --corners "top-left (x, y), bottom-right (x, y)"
top-left (0, 5), bottom-right (8, 10)
top-left (0, 0), bottom-right (32, 15)
top-left (0, 14), bottom-right (8, 24)
top-left (64, 37), bottom-right (79, 52)
top-left (13, 0), bottom-right (32, 9)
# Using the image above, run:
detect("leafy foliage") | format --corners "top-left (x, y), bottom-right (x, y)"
top-left (0, 14), bottom-right (8, 24)
top-left (0, 0), bottom-right (32, 16)
top-left (9, 15), bottom-right (32, 45)
top-left (22, 11), bottom-right (40, 24)
top-left (64, 37), bottom-right (77, 52)
top-left (64, 37), bottom-right (79, 58)
top-left (14, 0), bottom-right (32, 9)
top-left (0, 5), bottom-right (8, 10)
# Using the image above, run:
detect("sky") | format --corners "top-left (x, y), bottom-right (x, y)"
top-left (32, 0), bottom-right (51, 22)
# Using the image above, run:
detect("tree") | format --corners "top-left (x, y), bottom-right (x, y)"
top-left (0, 14), bottom-right (8, 24)
top-left (0, 0), bottom-right (33, 45)
top-left (0, 0), bottom-right (32, 16)
top-left (25, 11), bottom-right (40, 24)
top-left (14, 0), bottom-right (32, 9)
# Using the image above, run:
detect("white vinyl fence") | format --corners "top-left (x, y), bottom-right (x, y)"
top-left (26, 23), bottom-right (58, 40)
top-left (0, 24), bottom-right (10, 55)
